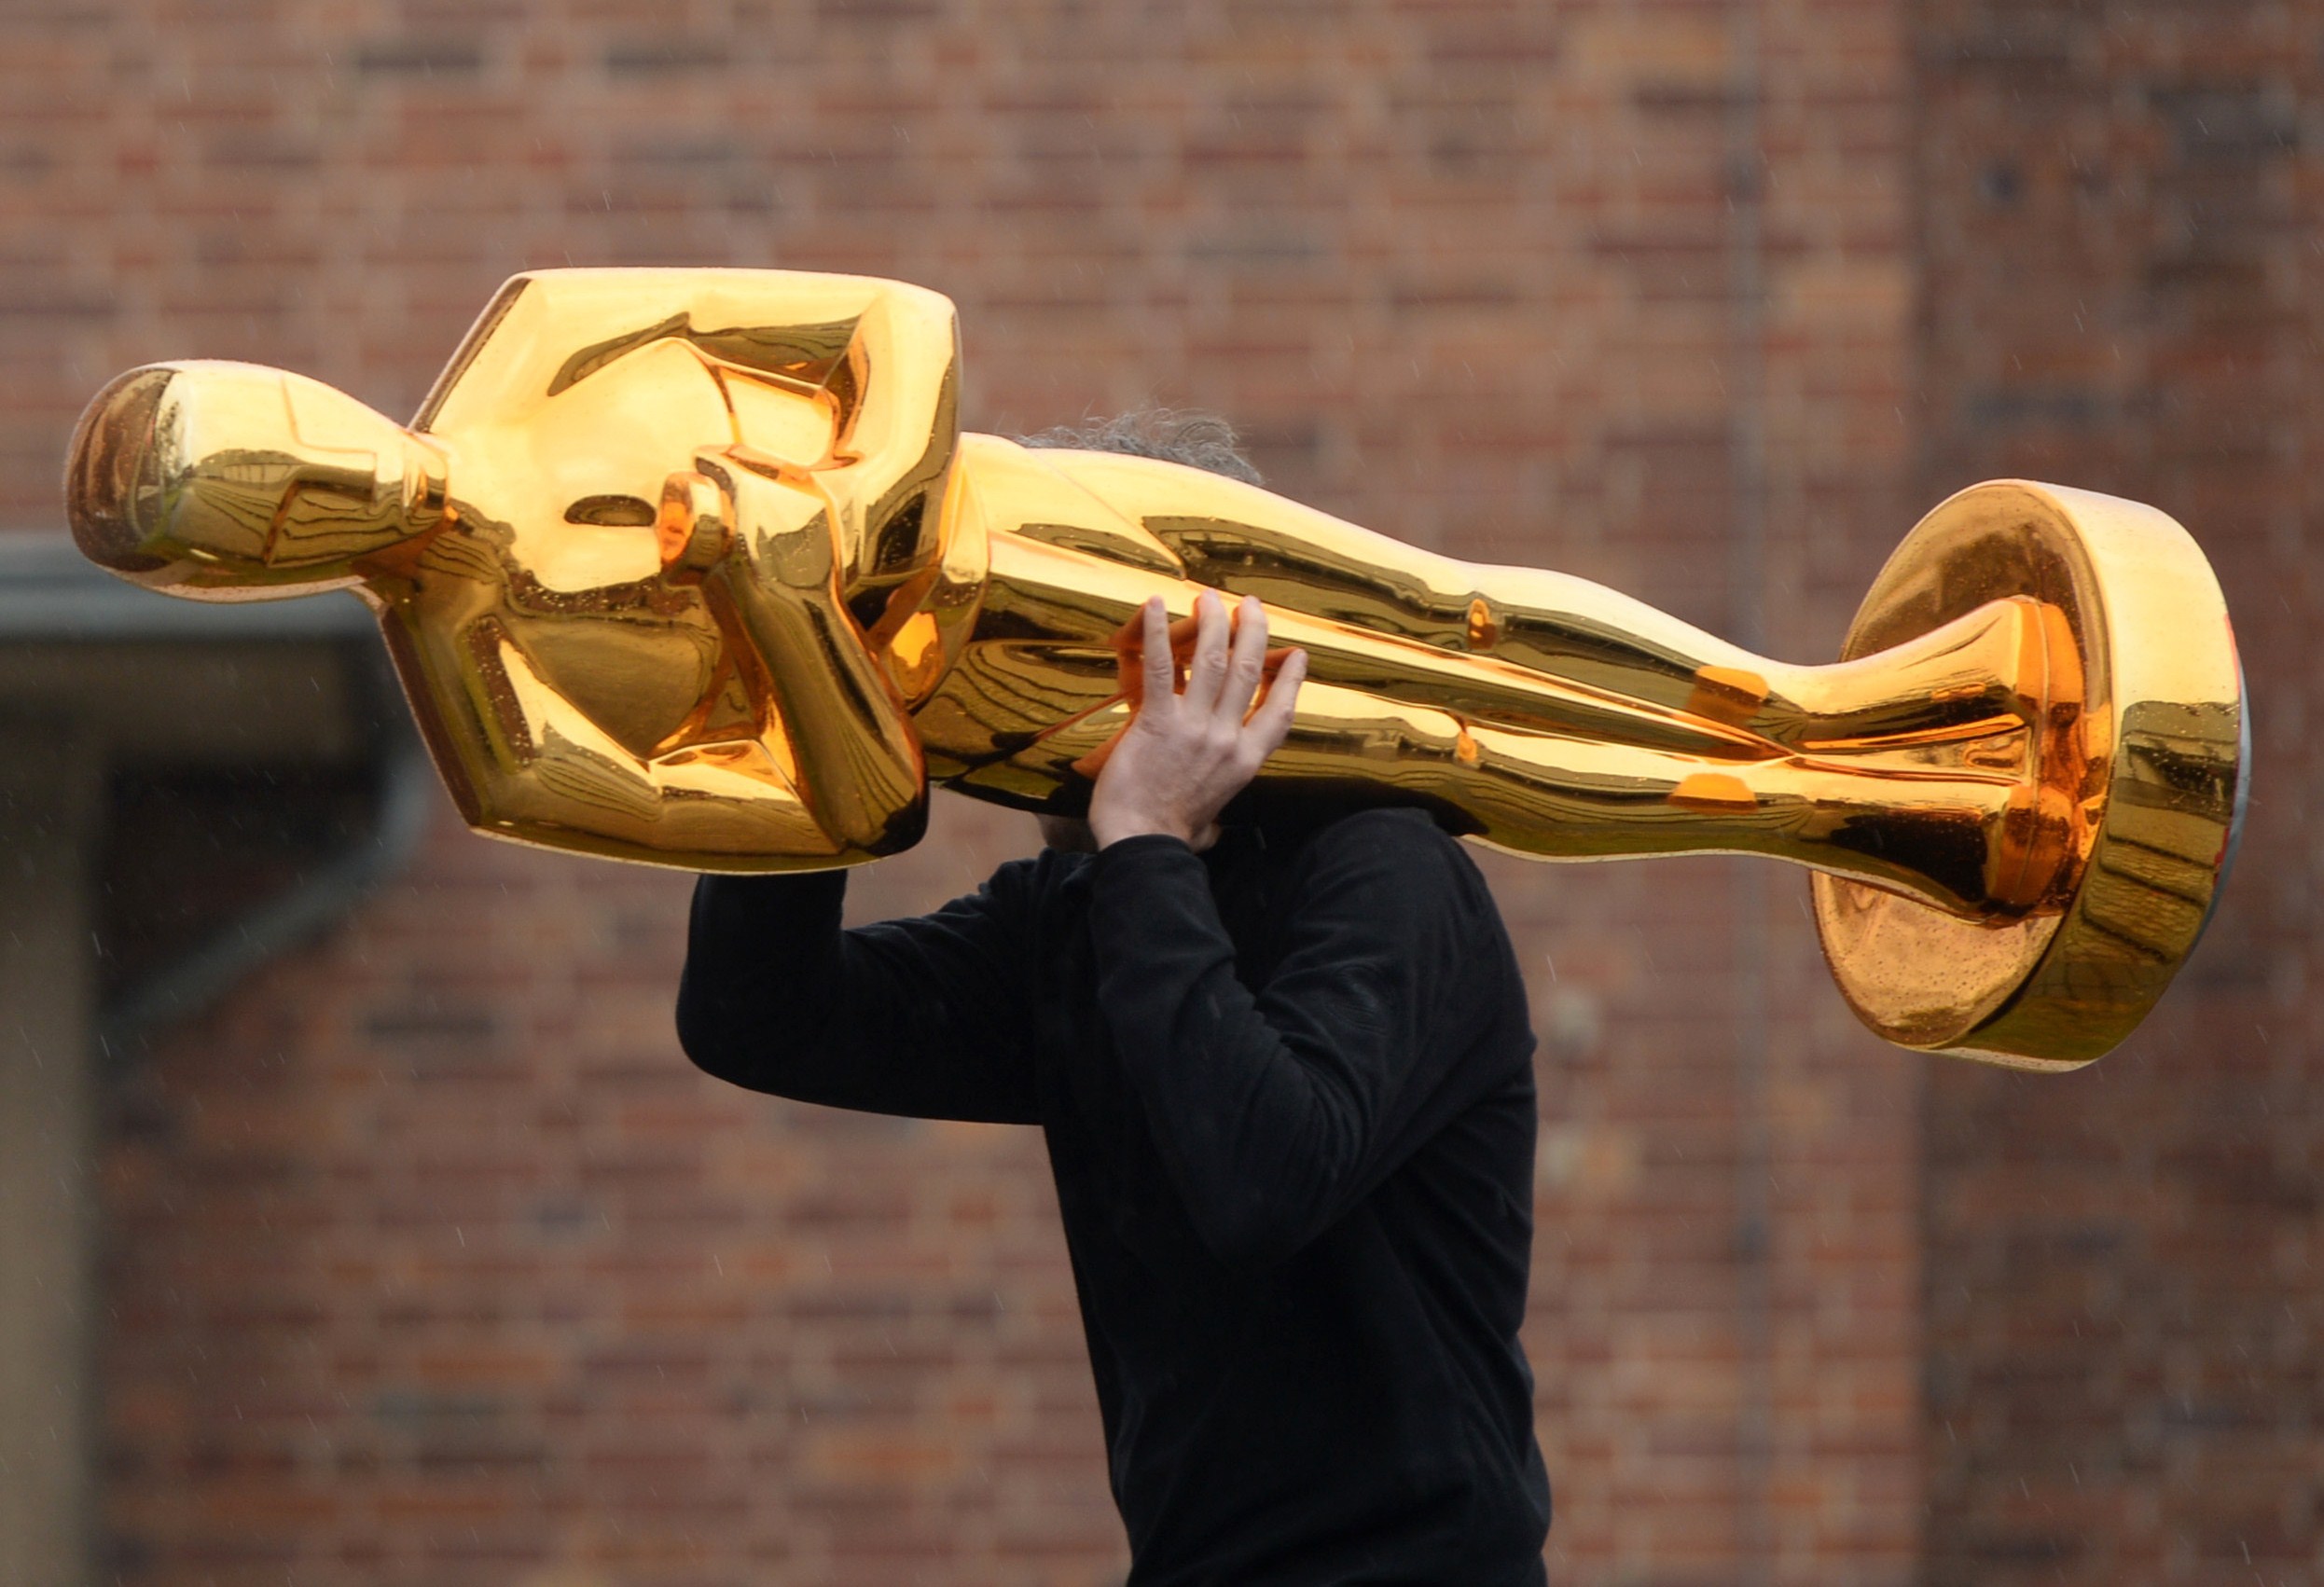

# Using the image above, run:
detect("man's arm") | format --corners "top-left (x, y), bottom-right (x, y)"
top-left (1076, 590), bottom-right (1528, 1269)
top-left (1087, 816), bottom-right (1519, 1268)
top-left (675, 866), bottom-right (1041, 1125)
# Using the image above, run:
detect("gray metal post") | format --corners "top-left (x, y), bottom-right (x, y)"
top-left (0, 722), bottom-right (101, 1587)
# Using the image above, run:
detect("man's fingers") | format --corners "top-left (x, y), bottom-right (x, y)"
top-left (1137, 598), bottom-right (1176, 719)
top-left (1222, 596), bottom-right (1269, 722)
top-left (1183, 591), bottom-right (1230, 713)
top-left (1244, 648), bottom-right (1307, 760)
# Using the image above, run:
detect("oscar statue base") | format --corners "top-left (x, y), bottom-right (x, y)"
top-left (1813, 481), bottom-right (2247, 1070)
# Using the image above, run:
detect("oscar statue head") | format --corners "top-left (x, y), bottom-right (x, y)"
top-left (65, 360), bottom-right (450, 601)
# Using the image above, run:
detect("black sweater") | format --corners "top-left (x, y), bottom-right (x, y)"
top-left (677, 807), bottom-right (1550, 1586)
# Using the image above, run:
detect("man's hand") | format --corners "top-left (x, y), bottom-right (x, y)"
top-left (1087, 592), bottom-right (1307, 851)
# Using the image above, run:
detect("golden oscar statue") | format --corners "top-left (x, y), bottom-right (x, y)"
top-left (63, 269), bottom-right (2244, 1069)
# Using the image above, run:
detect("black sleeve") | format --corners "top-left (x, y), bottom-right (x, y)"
top-left (674, 865), bottom-right (1042, 1125)
top-left (1086, 815), bottom-right (1518, 1269)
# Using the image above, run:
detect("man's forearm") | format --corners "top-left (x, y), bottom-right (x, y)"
top-left (675, 865), bottom-right (1044, 1125)
top-left (1084, 814), bottom-right (1501, 1271)
top-left (1085, 836), bottom-right (1399, 1268)
top-left (676, 871), bottom-right (851, 1092)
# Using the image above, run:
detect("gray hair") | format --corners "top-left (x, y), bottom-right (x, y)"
top-left (1015, 407), bottom-right (1263, 487)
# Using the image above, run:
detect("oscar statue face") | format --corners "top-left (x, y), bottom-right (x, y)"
top-left (67, 360), bottom-right (451, 600)
top-left (65, 268), bottom-right (2245, 1069)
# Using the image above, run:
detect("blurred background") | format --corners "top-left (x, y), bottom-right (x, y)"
top-left (0, 1), bottom-right (2308, 1583)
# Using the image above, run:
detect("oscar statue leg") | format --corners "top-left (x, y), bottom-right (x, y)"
top-left (1032, 442), bottom-right (2068, 760)
top-left (960, 455), bottom-right (2243, 1071)
top-left (947, 540), bottom-right (2034, 920)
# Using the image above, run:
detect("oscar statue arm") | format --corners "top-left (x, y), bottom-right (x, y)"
top-left (660, 457), bottom-right (929, 862)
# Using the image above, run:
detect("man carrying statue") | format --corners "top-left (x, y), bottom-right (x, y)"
top-left (679, 531), bottom-right (1558, 1584)
top-left (66, 268), bottom-right (2245, 1581)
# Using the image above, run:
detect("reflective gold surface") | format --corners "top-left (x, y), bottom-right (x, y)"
top-left (1811, 482), bottom-right (2245, 1069)
top-left (64, 269), bottom-right (2245, 1066)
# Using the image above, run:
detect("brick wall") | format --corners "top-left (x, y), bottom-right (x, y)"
top-left (1914, 3), bottom-right (2321, 1583)
top-left (10, 2), bottom-right (1926, 1582)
